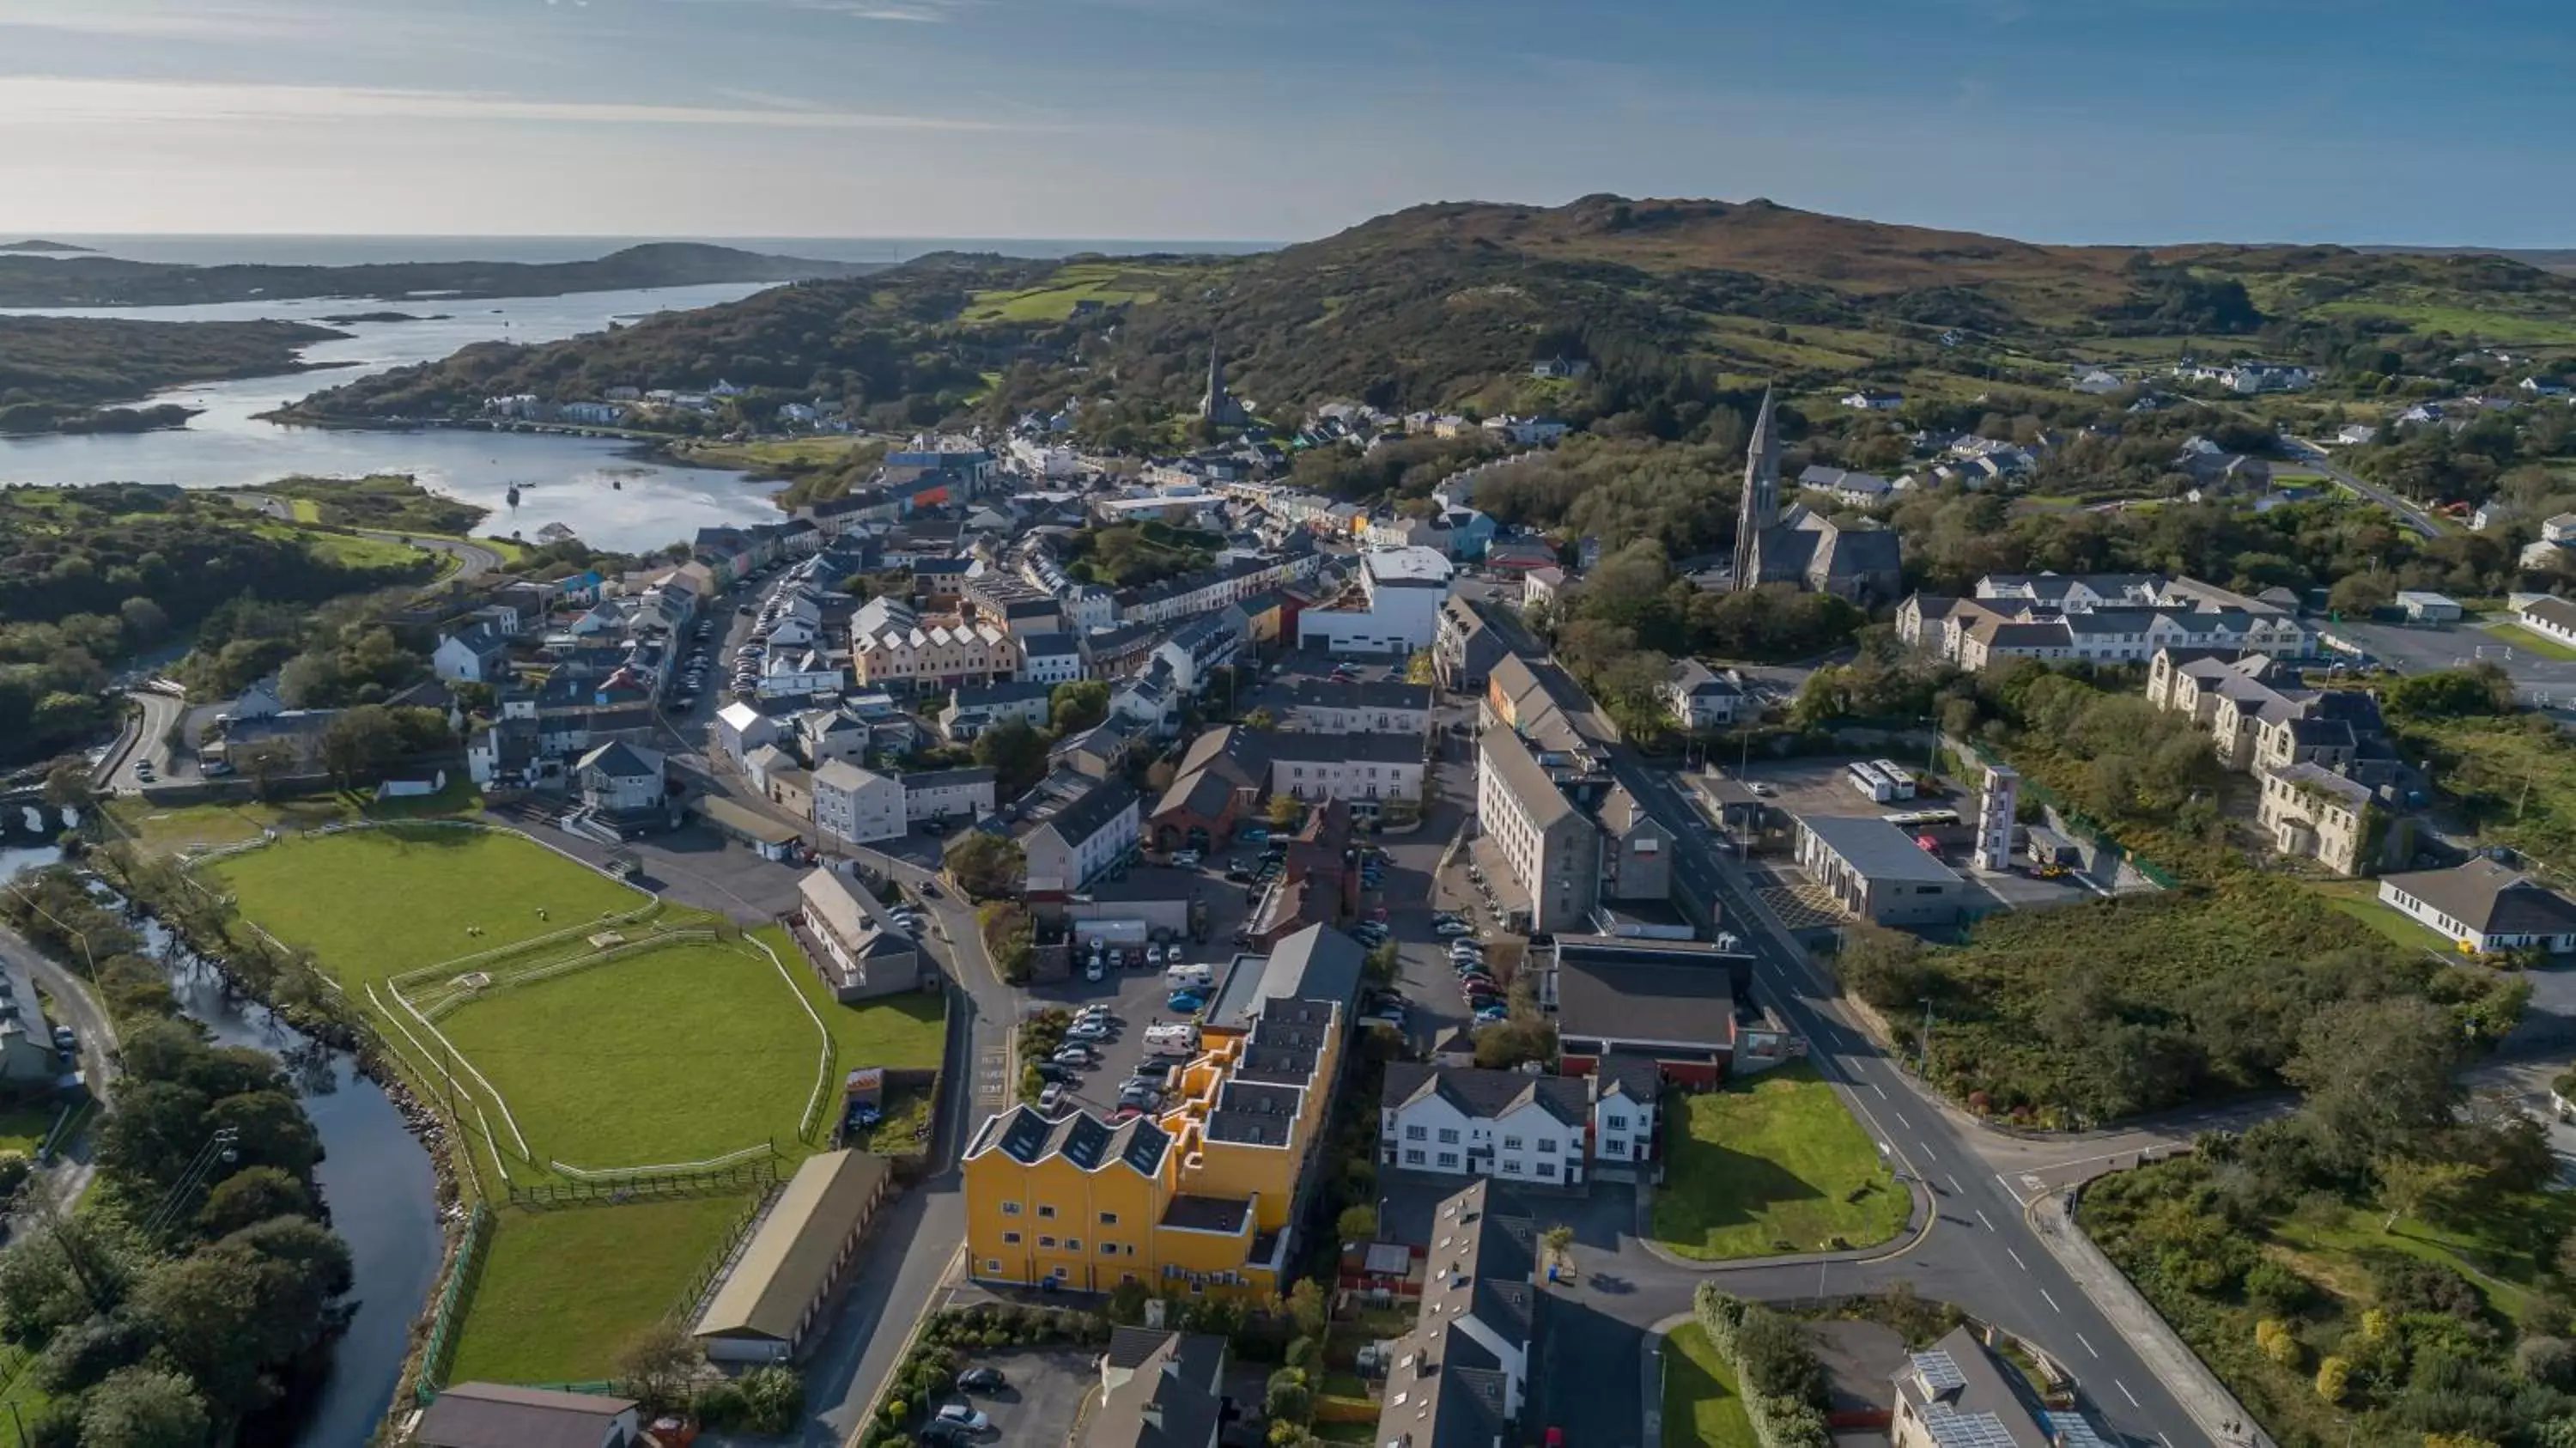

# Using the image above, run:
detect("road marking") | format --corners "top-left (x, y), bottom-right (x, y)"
top-left (2115, 1380), bottom-right (2139, 1408)
top-left (1870, 1082), bottom-right (1888, 1100)
top-left (2158, 1436), bottom-right (2173, 1447)
top-left (1919, 1141), bottom-right (1935, 1161)
top-left (2040, 1288), bottom-right (2063, 1314)
top-left (2007, 1248), bottom-right (2027, 1270)
top-left (2077, 1334), bottom-right (2099, 1359)
top-left (1947, 1174), bottom-right (1963, 1195)
top-left (1893, 1111), bottom-right (1911, 1129)
top-left (1974, 1209), bottom-right (1996, 1232)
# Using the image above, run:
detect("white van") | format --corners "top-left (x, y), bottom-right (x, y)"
top-left (1163, 963), bottom-right (1215, 989)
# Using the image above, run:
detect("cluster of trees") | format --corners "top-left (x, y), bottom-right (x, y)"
top-left (0, 865), bottom-right (353, 1447)
top-left (2084, 1037), bottom-right (2576, 1448)
top-left (2350, 406), bottom-right (2576, 513)
top-left (1539, 540), bottom-right (1861, 739)
top-left (174, 593), bottom-right (429, 710)
top-left (1838, 885), bottom-right (2526, 1125)
top-left (0, 486), bottom-right (437, 765)
top-left (243, 475), bottom-right (486, 535)
top-left (1280, 433), bottom-right (1506, 502)
top-left (1692, 1288), bottom-right (1832, 1448)
top-left (1060, 524), bottom-right (1218, 589)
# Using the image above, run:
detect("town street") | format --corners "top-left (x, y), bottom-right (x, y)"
top-left (1613, 755), bottom-right (2227, 1448)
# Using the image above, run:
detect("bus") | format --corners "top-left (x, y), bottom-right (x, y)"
top-left (1845, 762), bottom-right (1894, 803)
top-left (1881, 807), bottom-right (1962, 830)
top-left (1871, 759), bottom-right (1919, 800)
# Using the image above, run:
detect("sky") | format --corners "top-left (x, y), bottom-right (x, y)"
top-left (0, 0), bottom-right (2567, 247)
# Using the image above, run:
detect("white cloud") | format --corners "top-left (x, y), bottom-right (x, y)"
top-left (0, 75), bottom-right (1025, 131)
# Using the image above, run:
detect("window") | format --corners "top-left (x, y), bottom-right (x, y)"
top-left (1605, 1114), bottom-right (1628, 1131)
top-left (1003, 1231), bottom-right (1023, 1244)
top-left (1405, 1149), bottom-right (1426, 1165)
top-left (985, 1259), bottom-right (1001, 1274)
top-left (1099, 1211), bottom-right (1120, 1226)
top-left (1405, 1124), bottom-right (1427, 1141)
top-left (1535, 1161), bottom-right (1558, 1178)
top-left (1537, 1138), bottom-right (1558, 1154)
top-left (1437, 1152), bottom-right (1459, 1170)
top-left (1036, 1204), bottom-right (1056, 1219)
top-left (1066, 1238), bottom-right (1083, 1252)
top-left (1102, 1242), bottom-right (1120, 1255)
top-left (1501, 1159), bottom-right (1522, 1175)
top-left (1436, 1128), bottom-right (1460, 1144)
top-left (1001, 1202), bottom-right (1022, 1216)
top-left (1502, 1135), bottom-right (1523, 1152)
top-left (1038, 1236), bottom-right (1056, 1248)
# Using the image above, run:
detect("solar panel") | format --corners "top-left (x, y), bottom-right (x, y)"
top-left (1911, 1350), bottom-right (1969, 1394)
top-left (1922, 1408), bottom-right (2021, 1448)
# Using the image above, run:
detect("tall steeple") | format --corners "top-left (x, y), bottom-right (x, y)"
top-left (1198, 337), bottom-right (1233, 424)
top-left (1731, 386), bottom-right (1780, 593)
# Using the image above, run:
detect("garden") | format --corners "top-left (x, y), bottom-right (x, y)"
top-left (1649, 1063), bottom-right (1909, 1261)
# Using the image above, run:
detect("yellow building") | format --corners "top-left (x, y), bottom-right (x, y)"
top-left (963, 994), bottom-right (1345, 1299)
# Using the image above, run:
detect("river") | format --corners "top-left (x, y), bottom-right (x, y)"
top-left (0, 283), bottom-right (791, 556)
top-left (0, 844), bottom-right (440, 1448)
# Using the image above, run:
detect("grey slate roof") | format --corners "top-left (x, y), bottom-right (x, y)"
top-left (2382, 858), bottom-right (2576, 937)
top-left (1383, 1062), bottom-right (1589, 1127)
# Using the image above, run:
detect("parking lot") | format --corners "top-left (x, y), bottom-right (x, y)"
top-left (933, 1344), bottom-right (1097, 1448)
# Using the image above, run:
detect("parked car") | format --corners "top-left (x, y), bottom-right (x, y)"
top-left (1083, 959), bottom-right (1107, 983)
top-left (936, 1405), bottom-right (992, 1433)
top-left (1172, 849), bottom-right (1202, 867)
top-left (1066, 1020), bottom-right (1111, 1042)
top-left (1051, 1046), bottom-right (1095, 1067)
top-left (1474, 1004), bottom-right (1510, 1023)
top-left (1037, 1085), bottom-right (1067, 1114)
top-left (1163, 942), bottom-right (1186, 964)
top-left (1167, 990), bottom-right (1206, 1013)
top-left (957, 1367), bottom-right (1007, 1393)
top-left (1435, 921), bottom-right (1474, 937)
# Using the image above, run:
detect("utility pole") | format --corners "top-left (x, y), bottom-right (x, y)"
top-left (1920, 1001), bottom-right (1935, 1071)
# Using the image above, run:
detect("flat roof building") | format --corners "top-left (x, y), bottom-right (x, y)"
top-left (692, 1150), bottom-right (893, 1363)
top-left (1795, 813), bottom-right (1965, 927)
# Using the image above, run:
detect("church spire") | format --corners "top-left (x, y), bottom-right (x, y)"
top-left (1198, 335), bottom-right (1236, 425)
top-left (1731, 386), bottom-right (1781, 593)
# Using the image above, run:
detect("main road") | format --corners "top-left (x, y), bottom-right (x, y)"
top-left (2284, 438), bottom-right (2440, 540)
top-left (1612, 753), bottom-right (2225, 1448)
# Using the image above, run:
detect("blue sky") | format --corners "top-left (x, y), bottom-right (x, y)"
top-left (0, 0), bottom-right (2564, 246)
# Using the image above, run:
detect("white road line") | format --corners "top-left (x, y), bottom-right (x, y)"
top-left (1919, 1141), bottom-right (1936, 1161)
top-left (1870, 1081), bottom-right (1888, 1100)
top-left (2116, 1380), bottom-right (2140, 1408)
top-left (2158, 1435), bottom-right (2173, 1447)
top-left (2040, 1288), bottom-right (2063, 1314)
top-left (2077, 1334), bottom-right (2099, 1359)
top-left (2007, 1248), bottom-right (2027, 1270)
top-left (1947, 1174), bottom-right (1964, 1195)
top-left (1893, 1111), bottom-right (1911, 1129)
top-left (1974, 1209), bottom-right (1996, 1232)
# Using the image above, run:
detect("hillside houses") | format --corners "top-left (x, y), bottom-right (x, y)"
top-left (1899, 572), bottom-right (2312, 672)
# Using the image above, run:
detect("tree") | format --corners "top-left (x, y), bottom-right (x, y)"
top-left (944, 832), bottom-right (1026, 902)
top-left (1267, 794), bottom-right (1303, 829)
top-left (78, 1366), bottom-right (210, 1448)
top-left (2385, 663), bottom-right (2513, 721)
top-left (1335, 1204), bottom-right (1377, 1241)
top-left (1287, 1280), bottom-right (1327, 1339)
top-left (2314, 1354), bottom-right (2349, 1404)
top-left (1050, 680), bottom-right (1110, 734)
top-left (2373, 1156), bottom-right (2484, 1232)
top-left (2325, 572), bottom-right (2394, 618)
top-left (1363, 942), bottom-right (1399, 987)
top-left (2284, 997), bottom-right (2464, 1169)
top-left (196, 1167), bottom-right (310, 1239)
top-left (737, 1365), bottom-right (805, 1434)
top-left (39, 756), bottom-right (95, 812)
top-left (1241, 707), bottom-right (1279, 731)
top-left (617, 1319), bottom-right (705, 1412)
top-left (972, 720), bottom-right (1050, 798)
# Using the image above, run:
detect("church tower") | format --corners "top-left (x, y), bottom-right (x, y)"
top-left (1731, 386), bottom-right (1780, 593)
top-left (1198, 338), bottom-right (1236, 425)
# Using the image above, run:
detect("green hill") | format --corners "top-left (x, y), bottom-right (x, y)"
top-left (0, 241), bottom-right (881, 308)
top-left (283, 198), bottom-right (2576, 439)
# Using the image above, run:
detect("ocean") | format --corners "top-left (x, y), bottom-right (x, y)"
top-left (2, 235), bottom-right (1279, 267)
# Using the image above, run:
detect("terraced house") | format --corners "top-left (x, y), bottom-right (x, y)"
top-left (963, 927), bottom-right (1355, 1297)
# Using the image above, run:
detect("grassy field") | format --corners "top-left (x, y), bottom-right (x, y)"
top-left (2398, 715), bottom-right (2576, 865)
top-left (1662, 1323), bottom-right (1760, 1448)
top-left (2304, 298), bottom-right (2576, 346)
top-left (447, 1193), bottom-right (753, 1384)
top-left (2264, 1197), bottom-right (2576, 1325)
top-left (2482, 620), bottom-right (2576, 662)
top-left (211, 824), bottom-right (650, 989)
top-left (2307, 879), bottom-right (2445, 952)
top-left (440, 937), bottom-right (827, 1168)
top-left (1649, 1063), bottom-right (1908, 1260)
top-left (111, 783), bottom-right (485, 855)
top-left (964, 262), bottom-right (1172, 322)
top-left (754, 924), bottom-right (945, 1071)
top-left (666, 435), bottom-right (884, 475)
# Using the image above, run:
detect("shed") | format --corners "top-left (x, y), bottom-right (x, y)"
top-left (2395, 590), bottom-right (2463, 624)
top-left (414, 1382), bottom-right (640, 1448)
top-left (691, 1150), bottom-right (894, 1362)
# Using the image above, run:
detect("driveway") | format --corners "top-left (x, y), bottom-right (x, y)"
top-left (943, 1346), bottom-right (1097, 1448)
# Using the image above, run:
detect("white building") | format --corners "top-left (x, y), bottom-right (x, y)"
top-left (1381, 1063), bottom-right (1589, 1185)
top-left (902, 767), bottom-right (995, 825)
top-left (1663, 660), bottom-right (1746, 730)
top-left (714, 701), bottom-right (779, 771)
top-left (1267, 733), bottom-right (1425, 812)
top-left (1018, 778), bottom-right (1140, 891)
top-left (1297, 546), bottom-right (1455, 654)
top-left (1281, 679), bottom-right (1432, 736)
top-left (1589, 1059), bottom-right (1659, 1169)
top-left (2379, 859), bottom-right (2576, 955)
top-left (759, 648), bottom-right (847, 702)
top-left (811, 759), bottom-right (907, 844)
top-left (2513, 594), bottom-right (2576, 648)
top-left (1017, 632), bottom-right (1085, 686)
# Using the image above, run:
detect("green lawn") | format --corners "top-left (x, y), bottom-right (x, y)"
top-left (440, 938), bottom-right (826, 1169)
top-left (211, 824), bottom-right (650, 989)
top-left (114, 784), bottom-right (485, 857)
top-left (2304, 299), bottom-right (2576, 346)
top-left (0, 1104), bottom-right (65, 1158)
top-left (756, 924), bottom-right (946, 1071)
top-left (1663, 1323), bottom-right (1760, 1448)
top-left (1649, 1063), bottom-right (1908, 1260)
top-left (2264, 1197), bottom-right (2576, 1325)
top-left (2482, 621), bottom-right (2576, 662)
top-left (447, 1194), bottom-right (752, 1384)
top-left (2307, 879), bottom-right (2446, 952)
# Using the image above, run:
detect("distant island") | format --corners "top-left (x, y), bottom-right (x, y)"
top-left (0, 241), bottom-right (884, 308)
top-left (0, 239), bottom-right (95, 253)
top-left (0, 315), bottom-right (345, 435)
top-left (317, 310), bottom-right (451, 325)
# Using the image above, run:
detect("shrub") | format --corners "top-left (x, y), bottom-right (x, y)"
top-left (739, 1366), bottom-right (805, 1434)
top-left (694, 1381), bottom-right (749, 1428)
top-left (2245, 1260), bottom-right (2314, 1317)
top-left (2315, 1355), bottom-right (2349, 1403)
top-left (2372, 1258), bottom-right (2486, 1323)
top-left (2520, 1336), bottom-right (2576, 1390)
top-left (2256, 1317), bottom-right (2304, 1369)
